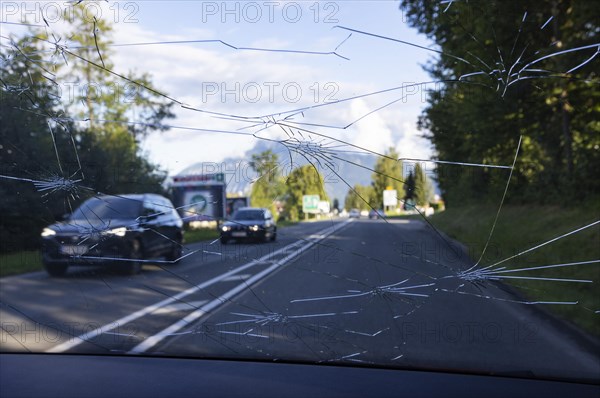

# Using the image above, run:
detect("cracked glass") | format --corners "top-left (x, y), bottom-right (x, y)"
top-left (0, 0), bottom-right (599, 384)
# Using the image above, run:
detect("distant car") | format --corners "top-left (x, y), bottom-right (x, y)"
top-left (349, 208), bottom-right (361, 218)
top-left (220, 207), bottom-right (277, 244)
top-left (41, 194), bottom-right (184, 276)
top-left (368, 209), bottom-right (384, 219)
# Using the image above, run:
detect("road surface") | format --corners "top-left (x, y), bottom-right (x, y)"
top-left (1, 218), bottom-right (598, 381)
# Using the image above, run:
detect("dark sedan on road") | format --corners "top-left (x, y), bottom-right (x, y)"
top-left (220, 207), bottom-right (277, 244)
top-left (41, 194), bottom-right (184, 276)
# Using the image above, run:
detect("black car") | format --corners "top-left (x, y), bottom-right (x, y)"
top-left (220, 207), bottom-right (277, 244)
top-left (41, 194), bottom-right (184, 276)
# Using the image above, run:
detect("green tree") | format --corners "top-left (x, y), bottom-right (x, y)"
top-left (0, 36), bottom-right (64, 251)
top-left (62, 4), bottom-right (174, 139)
top-left (414, 163), bottom-right (433, 207)
top-left (53, 5), bottom-right (172, 194)
top-left (400, 0), bottom-right (600, 204)
top-left (62, 4), bottom-right (113, 129)
top-left (249, 150), bottom-right (285, 217)
top-left (344, 184), bottom-right (374, 210)
top-left (404, 171), bottom-right (415, 200)
top-left (285, 165), bottom-right (328, 221)
top-left (332, 198), bottom-right (340, 212)
top-left (371, 147), bottom-right (405, 209)
top-left (0, 13), bottom-right (170, 251)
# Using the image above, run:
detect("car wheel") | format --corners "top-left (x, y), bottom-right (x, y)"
top-left (220, 237), bottom-right (228, 245)
top-left (270, 228), bottom-right (277, 242)
top-left (122, 239), bottom-right (142, 275)
top-left (44, 263), bottom-right (68, 277)
top-left (165, 237), bottom-right (183, 263)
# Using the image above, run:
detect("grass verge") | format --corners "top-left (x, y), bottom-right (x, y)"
top-left (425, 204), bottom-right (600, 336)
top-left (0, 251), bottom-right (43, 278)
top-left (184, 228), bottom-right (220, 244)
top-left (0, 221), bottom-right (298, 277)
top-left (276, 219), bottom-right (300, 227)
top-left (0, 229), bottom-right (221, 277)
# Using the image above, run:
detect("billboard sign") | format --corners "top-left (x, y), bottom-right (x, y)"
top-left (383, 189), bottom-right (398, 207)
top-left (302, 194), bottom-right (320, 214)
top-left (171, 173), bottom-right (226, 221)
top-left (318, 201), bottom-right (330, 214)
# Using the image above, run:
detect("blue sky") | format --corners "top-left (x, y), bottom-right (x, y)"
top-left (1, 1), bottom-right (437, 176)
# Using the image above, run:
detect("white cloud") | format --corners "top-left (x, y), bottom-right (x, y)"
top-left (346, 99), bottom-right (394, 154)
top-left (86, 20), bottom-right (431, 175)
top-left (396, 121), bottom-right (431, 160)
top-left (1, 1), bottom-right (434, 183)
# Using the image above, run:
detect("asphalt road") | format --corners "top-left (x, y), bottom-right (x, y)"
top-left (1, 218), bottom-right (598, 381)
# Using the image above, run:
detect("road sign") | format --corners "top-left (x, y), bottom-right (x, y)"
top-left (302, 195), bottom-right (320, 214)
top-left (318, 201), bottom-right (330, 214)
top-left (383, 189), bottom-right (398, 207)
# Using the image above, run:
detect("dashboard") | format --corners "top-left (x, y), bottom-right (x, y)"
top-left (2, 353), bottom-right (598, 398)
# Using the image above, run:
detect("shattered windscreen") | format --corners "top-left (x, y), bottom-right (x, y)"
top-left (1, 0), bottom-right (599, 384)
top-left (68, 197), bottom-right (142, 220)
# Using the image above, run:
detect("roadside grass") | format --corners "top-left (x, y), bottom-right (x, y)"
top-left (184, 228), bottom-right (220, 244)
top-left (424, 204), bottom-right (600, 336)
top-left (0, 230), bottom-right (222, 277)
top-left (1, 221), bottom-right (300, 277)
top-left (276, 219), bottom-right (299, 227)
top-left (0, 251), bottom-right (43, 278)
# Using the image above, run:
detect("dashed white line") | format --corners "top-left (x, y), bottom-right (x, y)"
top-left (221, 274), bottom-right (252, 282)
top-left (47, 241), bottom-right (302, 352)
top-left (46, 220), bottom-right (351, 353)
top-left (151, 300), bottom-right (210, 315)
top-left (128, 220), bottom-right (352, 354)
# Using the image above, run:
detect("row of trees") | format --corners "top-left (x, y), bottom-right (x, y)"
top-left (399, 0), bottom-right (599, 205)
top-left (251, 1), bottom-right (599, 214)
top-left (247, 146), bottom-right (435, 221)
top-left (0, 4), bottom-right (173, 251)
top-left (344, 149), bottom-right (434, 212)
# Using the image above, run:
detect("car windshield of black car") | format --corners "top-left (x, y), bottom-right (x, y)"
top-left (69, 197), bottom-right (142, 221)
top-left (233, 210), bottom-right (264, 221)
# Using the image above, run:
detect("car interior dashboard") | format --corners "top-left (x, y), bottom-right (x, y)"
top-left (1, 353), bottom-right (598, 398)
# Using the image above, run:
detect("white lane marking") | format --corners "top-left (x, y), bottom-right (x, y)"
top-left (151, 300), bottom-right (209, 315)
top-left (47, 241), bottom-right (302, 352)
top-left (46, 220), bottom-right (350, 353)
top-left (221, 274), bottom-right (252, 282)
top-left (128, 220), bottom-right (351, 354)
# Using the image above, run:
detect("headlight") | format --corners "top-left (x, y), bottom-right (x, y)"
top-left (250, 225), bottom-right (259, 231)
top-left (221, 226), bottom-right (230, 232)
top-left (41, 228), bottom-right (56, 237)
top-left (106, 227), bottom-right (127, 237)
